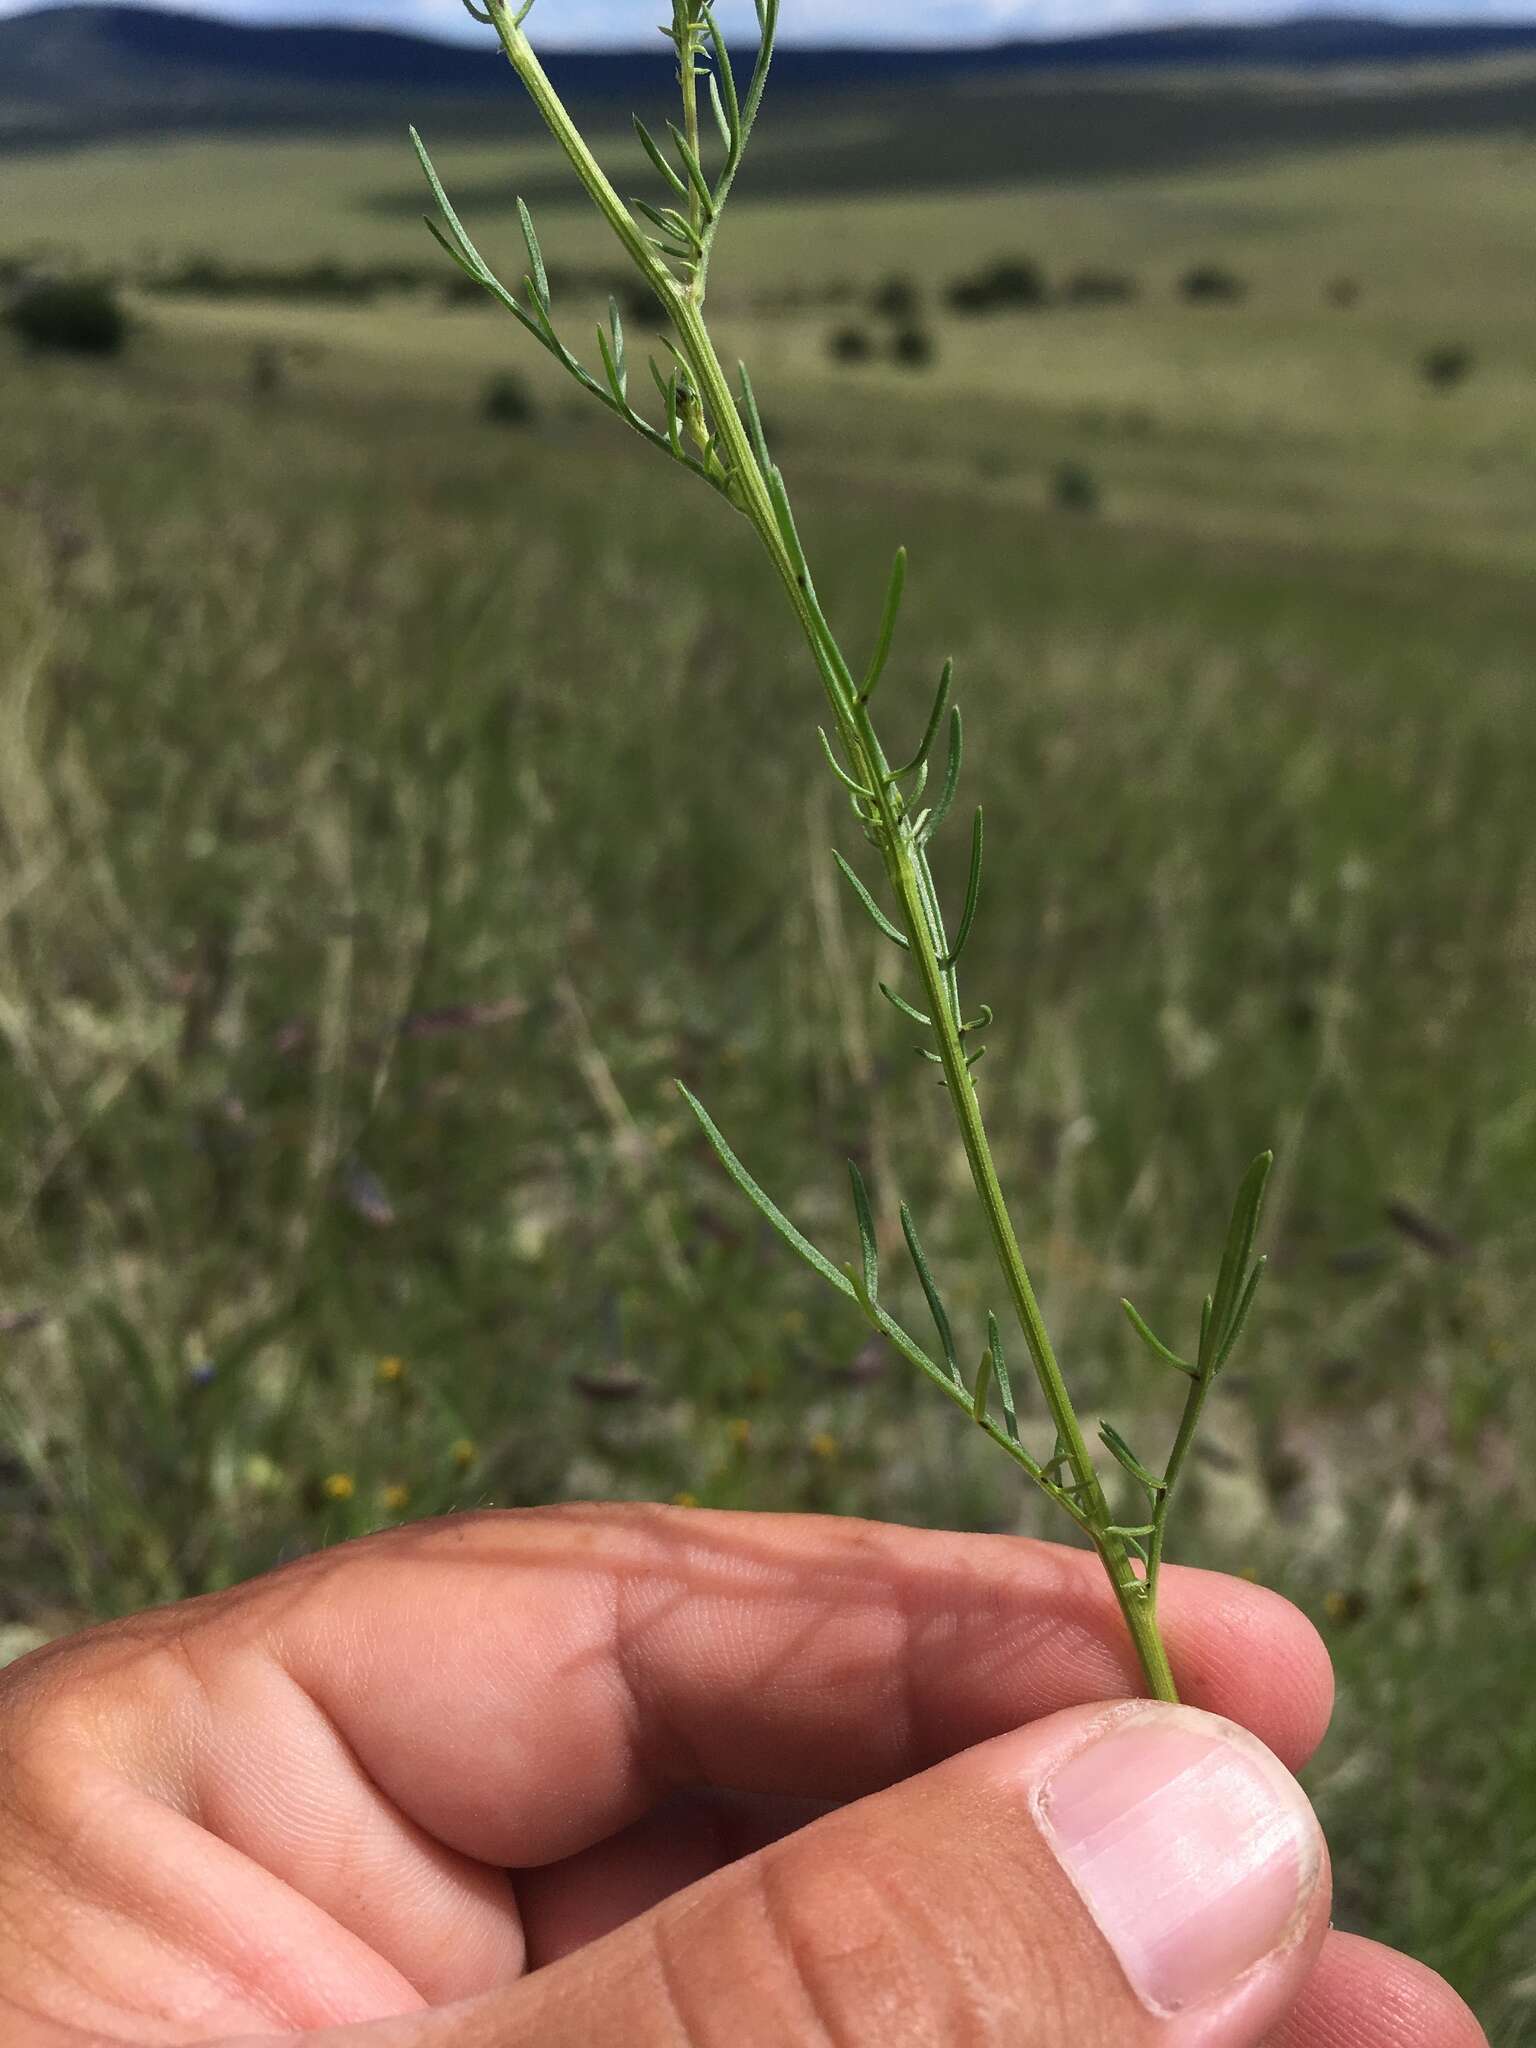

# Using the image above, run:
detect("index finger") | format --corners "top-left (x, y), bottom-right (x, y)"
top-left (72, 1503), bottom-right (1332, 1868)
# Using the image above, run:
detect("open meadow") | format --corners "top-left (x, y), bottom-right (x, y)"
top-left (2, 50), bottom-right (1536, 2034)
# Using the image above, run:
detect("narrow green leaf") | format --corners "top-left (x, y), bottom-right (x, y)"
top-left (878, 982), bottom-right (931, 1029)
top-left (971, 1345), bottom-right (993, 1421)
top-left (1099, 1421), bottom-right (1168, 1498)
top-left (860, 547), bottom-right (907, 703)
top-left (889, 659), bottom-right (953, 780)
top-left (987, 1311), bottom-right (1018, 1440)
top-left (737, 361), bottom-right (771, 466)
top-left (517, 197), bottom-right (550, 311)
top-left (634, 115), bottom-right (689, 199)
top-left (1215, 1256), bottom-right (1267, 1372)
top-left (707, 69), bottom-right (734, 153)
top-left (597, 323), bottom-right (627, 407)
top-left (634, 198), bottom-right (703, 253)
top-left (847, 1159), bottom-right (879, 1306)
top-left (1107, 1522), bottom-right (1158, 1539)
top-left (1120, 1299), bottom-right (1198, 1379)
top-left (817, 727), bottom-right (876, 800)
top-left (422, 214), bottom-right (483, 284)
top-left (667, 120), bottom-right (716, 216)
top-left (900, 1204), bottom-right (962, 1387)
top-left (676, 1085), bottom-right (854, 1299)
top-left (832, 852), bottom-right (910, 949)
top-left (765, 463), bottom-right (809, 578)
top-left (961, 1004), bottom-right (993, 1035)
top-left (941, 808), bottom-right (984, 968)
top-left (700, 0), bottom-right (742, 144)
top-left (1209, 1151), bottom-right (1273, 1350)
top-left (918, 706), bottom-right (963, 844)
top-left (1198, 1293), bottom-right (1214, 1374)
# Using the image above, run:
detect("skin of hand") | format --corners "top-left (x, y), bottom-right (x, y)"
top-left (0, 1505), bottom-right (1487, 2048)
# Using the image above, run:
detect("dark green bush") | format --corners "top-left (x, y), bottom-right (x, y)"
top-left (1052, 460), bottom-right (1101, 514)
top-left (481, 371), bottom-right (537, 426)
top-left (1180, 265), bottom-right (1247, 305)
top-left (891, 325), bottom-right (935, 370)
top-left (829, 324), bottom-right (873, 366)
top-left (1422, 345), bottom-right (1474, 391)
top-left (947, 259), bottom-right (1048, 315)
top-left (5, 277), bottom-right (127, 357)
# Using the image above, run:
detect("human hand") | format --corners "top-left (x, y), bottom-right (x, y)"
top-left (0, 1505), bottom-right (1485, 2047)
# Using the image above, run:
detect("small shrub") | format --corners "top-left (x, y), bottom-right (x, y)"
top-left (1180, 264), bottom-right (1246, 305)
top-left (829, 324), bottom-right (872, 366)
top-left (481, 371), bottom-right (537, 426)
top-left (947, 258), bottom-right (1048, 316)
top-left (1422, 345), bottom-right (1474, 392)
top-left (891, 325), bottom-right (935, 370)
top-left (4, 277), bottom-right (127, 357)
top-left (1052, 460), bottom-right (1101, 514)
top-left (1327, 276), bottom-right (1361, 309)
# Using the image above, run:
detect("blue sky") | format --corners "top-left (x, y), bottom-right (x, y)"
top-left (5, 0), bottom-right (1535, 41)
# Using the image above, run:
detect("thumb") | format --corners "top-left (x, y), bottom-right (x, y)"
top-left (305, 1701), bottom-right (1329, 2048)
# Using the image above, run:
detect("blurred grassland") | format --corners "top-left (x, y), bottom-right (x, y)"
top-left (2, 88), bottom-right (1535, 2035)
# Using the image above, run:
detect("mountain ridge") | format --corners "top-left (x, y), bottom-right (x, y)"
top-left (5, 3), bottom-right (1536, 150)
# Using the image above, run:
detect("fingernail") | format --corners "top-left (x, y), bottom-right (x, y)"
top-left (1035, 1705), bottom-right (1323, 2017)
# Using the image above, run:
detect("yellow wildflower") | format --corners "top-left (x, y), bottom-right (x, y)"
top-left (809, 1431), bottom-right (839, 1463)
top-left (381, 1483), bottom-right (411, 1513)
top-left (671, 1491), bottom-right (699, 1508)
top-left (726, 1417), bottom-right (752, 1449)
top-left (376, 1356), bottom-right (406, 1384)
top-left (450, 1438), bottom-right (477, 1471)
top-left (322, 1472), bottom-right (356, 1502)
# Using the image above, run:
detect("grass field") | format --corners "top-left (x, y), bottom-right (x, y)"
top-left (2, 73), bottom-right (1535, 2037)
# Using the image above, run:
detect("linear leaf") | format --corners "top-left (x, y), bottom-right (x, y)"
top-left (677, 1085), bottom-right (853, 1299)
top-left (634, 116), bottom-right (689, 198)
top-left (517, 198), bottom-right (550, 311)
top-left (878, 982), bottom-right (931, 1029)
top-left (832, 853), bottom-right (909, 949)
top-left (737, 360), bottom-right (771, 467)
top-left (700, 0), bottom-right (742, 145)
top-left (1215, 1256), bottom-right (1267, 1372)
top-left (421, 214), bottom-right (483, 284)
top-left (667, 120), bottom-right (715, 215)
top-left (1121, 1299), bottom-right (1198, 1379)
top-left (1099, 1421), bottom-right (1168, 1498)
top-left (987, 1311), bottom-right (1018, 1441)
top-left (889, 659), bottom-right (953, 781)
top-left (942, 808), bottom-right (984, 968)
top-left (861, 547), bottom-right (906, 703)
top-left (708, 69), bottom-right (734, 153)
top-left (1210, 1151), bottom-right (1273, 1350)
top-left (918, 706), bottom-right (963, 844)
top-left (847, 1159), bottom-right (879, 1306)
top-left (817, 727), bottom-right (876, 799)
top-left (972, 1344), bottom-right (993, 1422)
top-left (900, 1204), bottom-right (962, 1387)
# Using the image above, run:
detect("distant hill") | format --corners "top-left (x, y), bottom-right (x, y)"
top-left (4, 3), bottom-right (1536, 150)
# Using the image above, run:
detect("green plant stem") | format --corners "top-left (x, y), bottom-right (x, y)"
top-left (1146, 1368), bottom-right (1216, 1606)
top-left (482, 0), bottom-right (1179, 1704)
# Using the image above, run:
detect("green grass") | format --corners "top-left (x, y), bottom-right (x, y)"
top-left (2, 102), bottom-right (1535, 2036)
